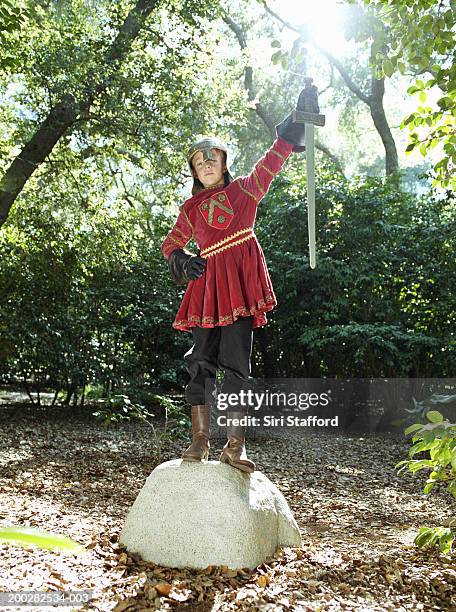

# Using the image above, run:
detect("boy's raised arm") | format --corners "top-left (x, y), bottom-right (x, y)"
top-left (239, 137), bottom-right (294, 205)
top-left (239, 91), bottom-right (308, 205)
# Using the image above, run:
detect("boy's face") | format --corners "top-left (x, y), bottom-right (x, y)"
top-left (191, 148), bottom-right (227, 189)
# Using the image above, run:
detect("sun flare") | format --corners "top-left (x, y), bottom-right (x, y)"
top-left (270, 0), bottom-right (351, 56)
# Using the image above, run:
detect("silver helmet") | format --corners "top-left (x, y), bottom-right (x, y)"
top-left (187, 137), bottom-right (234, 195)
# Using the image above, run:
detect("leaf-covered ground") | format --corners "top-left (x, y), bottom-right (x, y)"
top-left (0, 395), bottom-right (454, 611)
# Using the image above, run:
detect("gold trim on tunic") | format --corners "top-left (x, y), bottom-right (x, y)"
top-left (181, 207), bottom-right (195, 236)
top-left (238, 182), bottom-right (259, 202)
top-left (258, 162), bottom-right (276, 177)
top-left (173, 227), bottom-right (190, 240)
top-left (165, 235), bottom-right (186, 254)
top-left (253, 170), bottom-right (266, 196)
top-left (200, 227), bottom-right (254, 258)
top-left (271, 149), bottom-right (286, 161)
top-left (173, 295), bottom-right (276, 328)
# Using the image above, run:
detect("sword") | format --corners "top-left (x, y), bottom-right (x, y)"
top-left (293, 78), bottom-right (325, 269)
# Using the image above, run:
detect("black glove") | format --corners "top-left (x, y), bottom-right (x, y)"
top-left (276, 113), bottom-right (306, 152)
top-left (183, 254), bottom-right (207, 280)
top-left (168, 248), bottom-right (206, 285)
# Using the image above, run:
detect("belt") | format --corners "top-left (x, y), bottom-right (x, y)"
top-left (200, 227), bottom-right (254, 258)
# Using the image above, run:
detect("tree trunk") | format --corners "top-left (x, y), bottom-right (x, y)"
top-left (369, 76), bottom-right (399, 175)
top-left (0, 95), bottom-right (80, 227)
top-left (80, 382), bottom-right (86, 407)
top-left (318, 43), bottom-right (399, 176)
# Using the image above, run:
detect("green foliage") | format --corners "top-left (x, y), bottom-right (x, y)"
top-left (396, 407), bottom-right (456, 555)
top-left (0, 0), bottom-right (31, 74)
top-left (0, 525), bottom-right (86, 554)
top-left (92, 390), bottom-right (189, 463)
top-left (92, 394), bottom-right (155, 427)
top-left (252, 161), bottom-right (456, 379)
top-left (414, 526), bottom-right (455, 556)
top-left (397, 409), bottom-right (456, 497)
top-left (0, 0), bottom-right (249, 221)
top-left (0, 197), bottom-right (188, 400)
top-left (91, 390), bottom-right (188, 439)
top-left (2, 161), bottom-right (455, 404)
top-left (360, 0), bottom-right (456, 188)
top-left (1, 0), bottom-right (455, 405)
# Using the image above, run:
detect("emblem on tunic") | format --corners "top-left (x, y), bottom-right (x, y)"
top-left (198, 191), bottom-right (234, 230)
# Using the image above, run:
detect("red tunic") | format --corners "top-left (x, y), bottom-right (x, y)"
top-left (161, 137), bottom-right (293, 332)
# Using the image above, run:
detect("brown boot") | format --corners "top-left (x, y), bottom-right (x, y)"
top-left (182, 404), bottom-right (210, 462)
top-left (219, 411), bottom-right (255, 473)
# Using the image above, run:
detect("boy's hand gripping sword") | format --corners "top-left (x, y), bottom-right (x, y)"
top-left (293, 79), bottom-right (325, 269)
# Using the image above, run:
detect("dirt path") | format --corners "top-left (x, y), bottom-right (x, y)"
top-left (0, 403), bottom-right (454, 611)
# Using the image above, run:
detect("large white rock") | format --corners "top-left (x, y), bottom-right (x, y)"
top-left (119, 459), bottom-right (302, 569)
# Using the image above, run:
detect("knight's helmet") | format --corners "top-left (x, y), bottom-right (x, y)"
top-left (187, 137), bottom-right (234, 195)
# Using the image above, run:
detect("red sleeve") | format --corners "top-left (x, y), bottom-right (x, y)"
top-left (160, 205), bottom-right (194, 260)
top-left (238, 137), bottom-right (293, 204)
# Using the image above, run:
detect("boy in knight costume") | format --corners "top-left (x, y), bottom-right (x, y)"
top-left (161, 93), bottom-right (306, 474)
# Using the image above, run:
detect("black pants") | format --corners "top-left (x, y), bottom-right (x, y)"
top-left (184, 316), bottom-right (254, 406)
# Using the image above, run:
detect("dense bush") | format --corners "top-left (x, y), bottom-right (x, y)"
top-left (254, 160), bottom-right (456, 379)
top-left (0, 196), bottom-right (190, 403)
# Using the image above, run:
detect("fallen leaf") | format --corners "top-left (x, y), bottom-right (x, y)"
top-left (113, 599), bottom-right (135, 612)
top-left (155, 582), bottom-right (172, 596)
top-left (257, 574), bottom-right (269, 588)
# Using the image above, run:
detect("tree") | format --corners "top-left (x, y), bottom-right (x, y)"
top-left (258, 0), bottom-right (400, 176)
top-left (221, 11), bottom-right (345, 174)
top-left (359, 0), bottom-right (455, 189)
top-left (0, 0), bottom-right (225, 228)
top-left (0, 0), bottom-right (30, 74)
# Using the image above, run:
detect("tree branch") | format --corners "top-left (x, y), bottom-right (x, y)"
top-left (315, 142), bottom-right (344, 175)
top-left (222, 13), bottom-right (276, 136)
top-left (260, 1), bottom-right (300, 33)
top-left (314, 43), bottom-right (370, 105)
top-left (260, 0), bottom-right (398, 175)
top-left (262, 0), bottom-right (369, 103)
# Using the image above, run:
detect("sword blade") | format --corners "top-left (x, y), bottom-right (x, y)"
top-left (305, 123), bottom-right (316, 269)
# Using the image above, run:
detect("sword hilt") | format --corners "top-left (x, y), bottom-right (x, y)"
top-left (297, 77), bottom-right (320, 114)
top-left (294, 77), bottom-right (326, 127)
